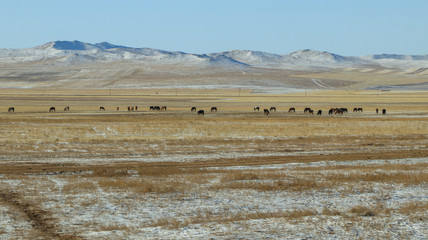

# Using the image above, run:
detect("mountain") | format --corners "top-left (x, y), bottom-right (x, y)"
top-left (1, 41), bottom-right (427, 90)
top-left (1, 40), bottom-right (427, 69)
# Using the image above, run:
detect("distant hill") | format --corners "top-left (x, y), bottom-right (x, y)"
top-left (0, 41), bottom-right (427, 90)
top-left (0, 40), bottom-right (427, 69)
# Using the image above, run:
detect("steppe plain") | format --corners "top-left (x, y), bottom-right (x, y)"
top-left (0, 64), bottom-right (427, 239)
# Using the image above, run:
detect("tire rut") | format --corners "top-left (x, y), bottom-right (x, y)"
top-left (0, 190), bottom-right (83, 240)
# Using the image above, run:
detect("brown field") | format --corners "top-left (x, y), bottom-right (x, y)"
top-left (0, 88), bottom-right (427, 239)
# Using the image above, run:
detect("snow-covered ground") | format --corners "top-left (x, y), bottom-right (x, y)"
top-left (0, 156), bottom-right (427, 239)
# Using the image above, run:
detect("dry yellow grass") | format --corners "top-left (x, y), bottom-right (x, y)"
top-left (0, 88), bottom-right (427, 237)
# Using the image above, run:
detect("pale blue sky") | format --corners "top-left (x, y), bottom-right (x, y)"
top-left (1, 0), bottom-right (427, 55)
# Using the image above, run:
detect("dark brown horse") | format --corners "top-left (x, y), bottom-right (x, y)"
top-left (100, 107), bottom-right (105, 111)
top-left (264, 109), bottom-right (270, 115)
top-left (254, 106), bottom-right (260, 111)
top-left (191, 107), bottom-right (197, 112)
top-left (197, 110), bottom-right (204, 115)
top-left (288, 107), bottom-right (295, 112)
top-left (308, 109), bottom-right (314, 115)
top-left (49, 107), bottom-right (56, 112)
top-left (8, 107), bottom-right (14, 112)
top-left (64, 106), bottom-right (70, 111)
top-left (161, 106), bottom-right (167, 111)
top-left (304, 107), bottom-right (311, 113)
top-left (270, 107), bottom-right (276, 112)
top-left (211, 107), bottom-right (217, 112)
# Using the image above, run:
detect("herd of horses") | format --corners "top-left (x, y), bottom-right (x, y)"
top-left (5, 106), bottom-right (387, 115)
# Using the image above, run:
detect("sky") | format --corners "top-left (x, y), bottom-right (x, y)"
top-left (1, 0), bottom-right (427, 56)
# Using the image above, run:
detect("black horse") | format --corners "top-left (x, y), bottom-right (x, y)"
top-left (254, 107), bottom-right (260, 111)
top-left (317, 110), bottom-right (322, 115)
top-left (100, 107), bottom-right (105, 111)
top-left (191, 107), bottom-right (197, 112)
top-left (270, 107), bottom-right (276, 112)
top-left (288, 107), bottom-right (295, 112)
top-left (264, 109), bottom-right (270, 115)
top-left (49, 107), bottom-right (56, 112)
top-left (8, 107), bottom-right (14, 112)
top-left (197, 110), bottom-right (205, 115)
top-left (211, 107), bottom-right (217, 112)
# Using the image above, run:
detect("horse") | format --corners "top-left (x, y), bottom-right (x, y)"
top-left (64, 106), bottom-right (70, 111)
top-left (264, 109), bottom-right (270, 115)
top-left (328, 108), bottom-right (334, 115)
top-left (49, 107), bottom-right (56, 112)
top-left (270, 107), bottom-right (276, 112)
top-left (317, 110), bottom-right (322, 115)
top-left (117, 107), bottom-right (120, 111)
top-left (288, 107), bottom-right (295, 112)
top-left (304, 107), bottom-right (311, 113)
top-left (353, 107), bottom-right (363, 112)
top-left (8, 107), bottom-right (14, 112)
top-left (376, 108), bottom-right (379, 114)
top-left (197, 110), bottom-right (204, 116)
top-left (135, 106), bottom-right (138, 111)
top-left (211, 107), bottom-right (217, 112)
top-left (191, 107), bottom-right (197, 112)
top-left (100, 107), bottom-right (105, 111)
top-left (254, 107), bottom-right (260, 111)
top-left (161, 106), bottom-right (167, 111)
top-left (128, 106), bottom-right (131, 111)
top-left (308, 109), bottom-right (314, 115)
top-left (335, 108), bottom-right (343, 115)
top-left (382, 109), bottom-right (386, 114)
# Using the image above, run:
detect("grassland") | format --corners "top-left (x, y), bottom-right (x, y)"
top-left (0, 88), bottom-right (427, 239)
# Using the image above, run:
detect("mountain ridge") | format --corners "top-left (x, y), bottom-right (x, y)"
top-left (1, 40), bottom-right (428, 69)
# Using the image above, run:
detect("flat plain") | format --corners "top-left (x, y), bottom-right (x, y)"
top-left (0, 88), bottom-right (427, 239)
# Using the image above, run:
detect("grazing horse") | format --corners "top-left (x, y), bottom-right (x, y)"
top-left (270, 107), bottom-right (276, 112)
top-left (288, 107), bottom-right (295, 112)
top-left (211, 107), bottom-right (217, 112)
top-left (8, 107), bottom-right (14, 112)
top-left (353, 107), bottom-right (363, 112)
top-left (49, 107), bottom-right (56, 112)
top-left (328, 108), bottom-right (334, 115)
top-left (317, 110), bottom-right (322, 115)
top-left (308, 109), bottom-right (314, 115)
top-left (161, 106), bottom-right (167, 111)
top-left (191, 107), bottom-right (197, 112)
top-left (154, 106), bottom-right (161, 111)
top-left (64, 106), bottom-right (70, 111)
top-left (197, 110), bottom-right (204, 116)
top-left (382, 109), bottom-right (386, 114)
top-left (335, 108), bottom-right (343, 115)
top-left (304, 107), bottom-right (311, 113)
top-left (376, 108), bottom-right (379, 114)
top-left (150, 106), bottom-right (154, 111)
top-left (264, 109), bottom-right (270, 115)
top-left (254, 107), bottom-right (260, 111)
top-left (100, 107), bottom-right (105, 111)
top-left (135, 106), bottom-right (138, 111)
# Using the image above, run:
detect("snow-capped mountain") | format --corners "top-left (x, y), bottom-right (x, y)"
top-left (0, 40), bottom-right (427, 69)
